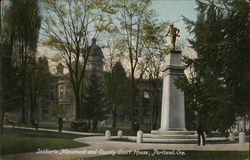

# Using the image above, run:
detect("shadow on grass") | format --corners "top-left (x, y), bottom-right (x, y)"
top-left (0, 128), bottom-right (89, 155)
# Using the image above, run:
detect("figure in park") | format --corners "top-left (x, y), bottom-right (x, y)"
top-left (165, 24), bottom-right (180, 50)
top-left (197, 123), bottom-right (206, 146)
top-left (58, 116), bottom-right (63, 133)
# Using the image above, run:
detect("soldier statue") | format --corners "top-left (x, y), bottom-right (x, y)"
top-left (165, 24), bottom-right (180, 50)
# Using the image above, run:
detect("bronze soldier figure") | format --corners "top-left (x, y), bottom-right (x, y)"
top-left (165, 24), bottom-right (180, 50)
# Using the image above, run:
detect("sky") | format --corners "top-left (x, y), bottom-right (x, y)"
top-left (39, 0), bottom-right (198, 73)
top-left (151, 0), bottom-right (197, 43)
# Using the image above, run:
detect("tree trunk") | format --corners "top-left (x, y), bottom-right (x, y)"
top-left (21, 78), bottom-right (26, 123)
top-left (131, 84), bottom-right (135, 129)
top-left (153, 104), bottom-right (158, 130)
top-left (21, 105), bottom-right (26, 123)
top-left (130, 70), bottom-right (136, 129)
top-left (0, 109), bottom-right (5, 134)
top-left (151, 103), bottom-right (156, 130)
top-left (112, 103), bottom-right (116, 128)
top-left (30, 96), bottom-right (37, 121)
top-left (75, 93), bottom-right (80, 120)
top-left (243, 117), bottom-right (246, 132)
top-left (88, 119), bottom-right (91, 130)
top-left (30, 107), bottom-right (33, 121)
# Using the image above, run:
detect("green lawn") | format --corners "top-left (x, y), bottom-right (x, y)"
top-left (38, 123), bottom-right (72, 131)
top-left (0, 128), bottom-right (88, 155)
top-left (85, 150), bottom-right (249, 160)
top-left (38, 123), bottom-right (137, 136)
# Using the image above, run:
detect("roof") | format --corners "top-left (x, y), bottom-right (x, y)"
top-left (89, 38), bottom-right (104, 58)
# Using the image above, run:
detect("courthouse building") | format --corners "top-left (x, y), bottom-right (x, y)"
top-left (24, 38), bottom-right (162, 124)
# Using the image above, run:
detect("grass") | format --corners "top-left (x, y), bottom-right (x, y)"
top-left (38, 123), bottom-right (137, 136)
top-left (85, 150), bottom-right (249, 160)
top-left (38, 123), bottom-right (72, 131)
top-left (0, 128), bottom-right (89, 155)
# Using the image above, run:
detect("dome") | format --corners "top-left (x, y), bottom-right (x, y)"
top-left (89, 38), bottom-right (104, 58)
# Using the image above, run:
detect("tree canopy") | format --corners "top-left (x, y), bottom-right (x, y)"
top-left (177, 0), bottom-right (250, 132)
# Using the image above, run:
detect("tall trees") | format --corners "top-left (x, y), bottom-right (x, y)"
top-left (11, 0), bottom-right (41, 123)
top-left (111, 0), bottom-right (154, 127)
top-left (0, 43), bottom-right (20, 133)
top-left (42, 0), bottom-right (111, 120)
top-left (82, 74), bottom-right (107, 124)
top-left (177, 0), bottom-right (250, 131)
top-left (27, 56), bottom-right (51, 120)
top-left (103, 61), bottom-right (130, 127)
top-left (141, 17), bottom-right (167, 130)
top-left (0, 0), bottom-right (41, 132)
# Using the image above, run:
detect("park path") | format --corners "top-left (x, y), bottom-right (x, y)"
top-left (2, 127), bottom-right (250, 160)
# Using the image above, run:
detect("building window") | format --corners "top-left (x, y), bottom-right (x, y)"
top-left (59, 86), bottom-right (64, 99)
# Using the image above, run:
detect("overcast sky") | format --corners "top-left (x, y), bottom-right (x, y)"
top-left (39, 0), bottom-right (198, 73)
top-left (151, 0), bottom-right (197, 42)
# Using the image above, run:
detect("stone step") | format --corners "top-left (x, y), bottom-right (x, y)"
top-left (151, 130), bottom-right (196, 135)
top-left (150, 134), bottom-right (197, 139)
top-left (128, 137), bottom-right (228, 143)
top-left (128, 137), bottom-right (197, 143)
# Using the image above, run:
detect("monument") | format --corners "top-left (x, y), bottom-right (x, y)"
top-left (127, 49), bottom-right (197, 143)
top-left (128, 25), bottom-right (229, 143)
top-left (159, 50), bottom-right (186, 131)
top-left (148, 25), bottom-right (195, 140)
top-left (145, 49), bottom-right (197, 142)
top-left (159, 24), bottom-right (186, 131)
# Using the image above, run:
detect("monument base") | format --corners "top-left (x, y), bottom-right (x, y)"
top-left (151, 130), bottom-right (195, 135)
top-left (128, 130), bottom-right (228, 143)
top-left (128, 131), bottom-right (228, 143)
top-left (159, 128), bottom-right (187, 131)
top-left (147, 130), bottom-right (197, 142)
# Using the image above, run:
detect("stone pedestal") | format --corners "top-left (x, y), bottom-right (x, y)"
top-left (239, 132), bottom-right (245, 144)
top-left (105, 130), bottom-right (111, 141)
top-left (137, 131), bottom-right (143, 143)
top-left (117, 130), bottom-right (123, 138)
top-left (229, 133), bottom-right (235, 141)
top-left (159, 50), bottom-right (186, 131)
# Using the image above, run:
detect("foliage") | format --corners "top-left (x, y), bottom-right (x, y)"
top-left (7, 0), bottom-right (41, 123)
top-left (27, 56), bottom-right (51, 120)
top-left (42, 0), bottom-right (112, 120)
top-left (0, 44), bottom-right (20, 112)
top-left (177, 0), bottom-right (250, 132)
top-left (141, 18), bottom-right (167, 130)
top-left (0, 0), bottom-right (41, 132)
top-left (109, 0), bottom-right (162, 127)
top-left (82, 74), bottom-right (107, 121)
top-left (103, 61), bottom-right (130, 127)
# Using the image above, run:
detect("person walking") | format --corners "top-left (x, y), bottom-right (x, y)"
top-left (58, 116), bottom-right (63, 133)
top-left (197, 123), bottom-right (206, 146)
